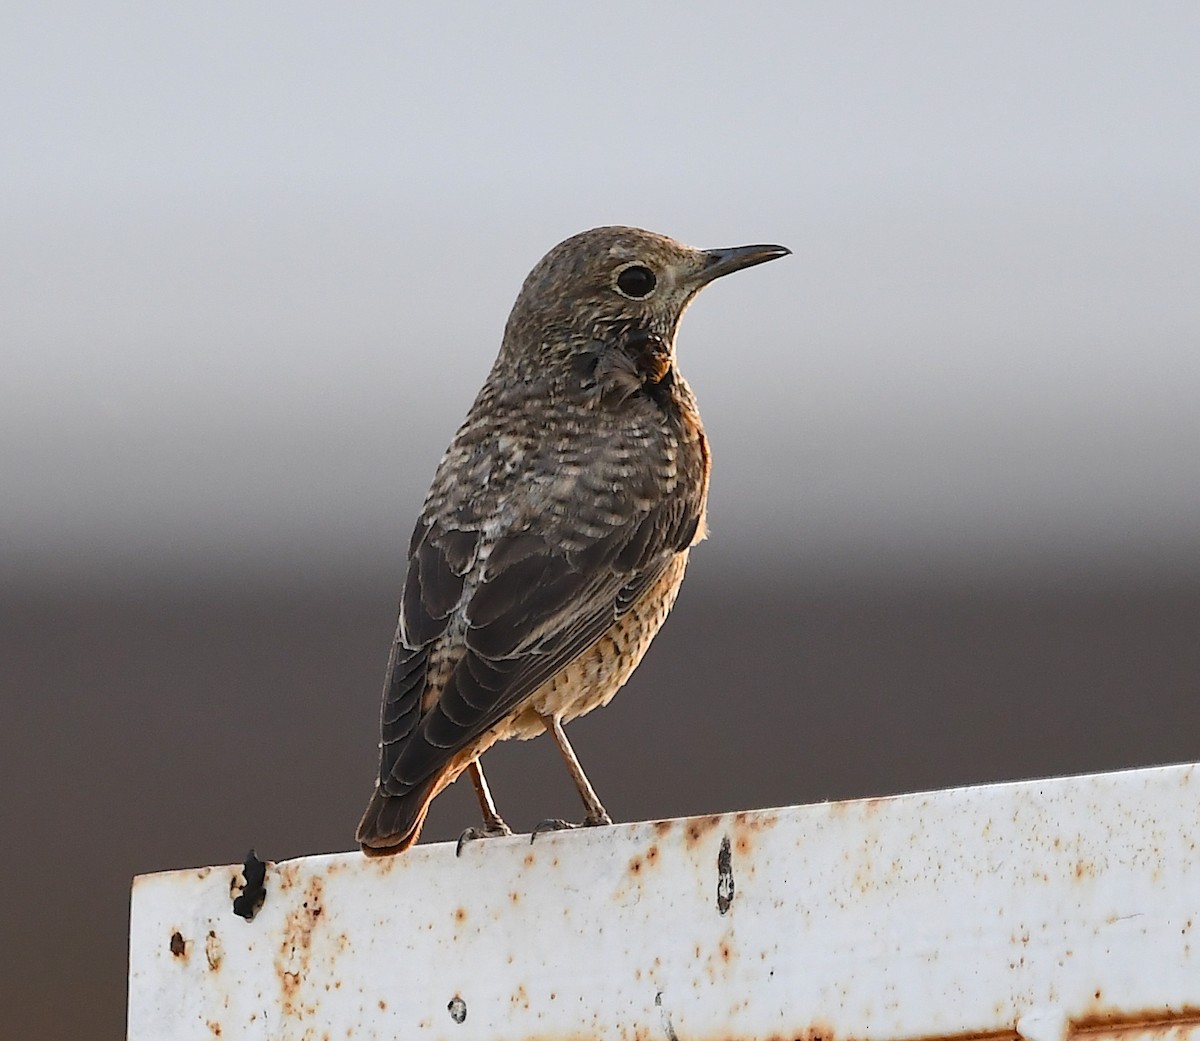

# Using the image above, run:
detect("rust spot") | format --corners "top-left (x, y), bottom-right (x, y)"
top-left (511, 983), bottom-right (529, 1009)
top-left (654, 820), bottom-right (674, 836)
top-left (169, 931), bottom-right (186, 957)
top-left (790, 1024), bottom-right (839, 1041)
top-left (732, 809), bottom-right (779, 831)
top-left (685, 815), bottom-right (721, 849)
top-left (629, 855), bottom-right (643, 875)
top-left (276, 861), bottom-right (301, 891)
top-left (206, 1020), bottom-right (222, 1036)
top-left (523, 852), bottom-right (536, 867)
top-left (509, 891), bottom-right (520, 904)
top-left (646, 845), bottom-right (659, 864)
top-left (1073, 1005), bottom-right (1200, 1034)
top-left (447, 995), bottom-right (467, 1024)
top-left (453, 907), bottom-right (468, 924)
top-left (204, 930), bottom-right (223, 970)
top-left (274, 875), bottom-right (326, 1019)
top-left (378, 999), bottom-right (387, 1011)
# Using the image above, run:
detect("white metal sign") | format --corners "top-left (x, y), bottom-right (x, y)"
top-left (128, 762), bottom-right (1200, 1041)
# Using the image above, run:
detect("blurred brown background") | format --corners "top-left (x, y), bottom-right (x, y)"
top-left (4, 4), bottom-right (1200, 1038)
top-left (5, 567), bottom-right (1199, 1037)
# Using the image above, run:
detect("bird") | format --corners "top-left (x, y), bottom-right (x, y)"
top-left (357, 226), bottom-right (789, 855)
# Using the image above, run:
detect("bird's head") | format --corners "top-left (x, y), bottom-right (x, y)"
top-left (498, 226), bottom-right (789, 376)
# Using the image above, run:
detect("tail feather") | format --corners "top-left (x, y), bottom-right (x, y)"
top-left (357, 779), bottom-right (439, 856)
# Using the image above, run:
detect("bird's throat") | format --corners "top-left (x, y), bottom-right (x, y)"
top-left (622, 328), bottom-right (673, 385)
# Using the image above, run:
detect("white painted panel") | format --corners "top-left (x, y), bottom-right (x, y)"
top-left (128, 762), bottom-right (1200, 1041)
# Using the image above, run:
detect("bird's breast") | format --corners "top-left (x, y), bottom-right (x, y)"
top-left (512, 550), bottom-right (691, 730)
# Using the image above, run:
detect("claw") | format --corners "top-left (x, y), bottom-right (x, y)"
top-left (531, 818), bottom-right (576, 842)
top-left (455, 820), bottom-right (513, 857)
top-left (530, 811), bottom-right (613, 843)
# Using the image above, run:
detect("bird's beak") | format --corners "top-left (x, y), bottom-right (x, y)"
top-left (697, 242), bottom-right (791, 285)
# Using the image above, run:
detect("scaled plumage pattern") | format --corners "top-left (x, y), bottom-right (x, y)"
top-left (357, 226), bottom-right (789, 855)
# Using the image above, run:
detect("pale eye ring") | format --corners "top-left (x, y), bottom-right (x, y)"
top-left (614, 263), bottom-right (657, 299)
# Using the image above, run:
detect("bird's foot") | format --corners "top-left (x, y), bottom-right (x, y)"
top-left (455, 820), bottom-right (514, 857)
top-left (530, 810), bottom-right (613, 843)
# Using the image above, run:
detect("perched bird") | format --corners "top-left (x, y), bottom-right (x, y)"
top-left (357, 226), bottom-right (789, 855)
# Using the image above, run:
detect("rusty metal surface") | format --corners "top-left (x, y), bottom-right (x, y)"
top-left (128, 762), bottom-right (1200, 1041)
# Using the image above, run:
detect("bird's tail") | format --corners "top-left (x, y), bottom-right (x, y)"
top-left (356, 778), bottom-right (439, 857)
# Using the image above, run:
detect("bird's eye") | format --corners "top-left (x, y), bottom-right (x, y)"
top-left (615, 264), bottom-right (657, 299)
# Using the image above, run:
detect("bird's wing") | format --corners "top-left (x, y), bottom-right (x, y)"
top-left (376, 497), bottom-right (700, 798)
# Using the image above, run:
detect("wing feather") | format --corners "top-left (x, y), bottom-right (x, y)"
top-left (379, 643), bottom-right (428, 750)
top-left (378, 497), bottom-right (695, 795)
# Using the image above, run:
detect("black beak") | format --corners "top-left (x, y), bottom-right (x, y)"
top-left (699, 242), bottom-right (791, 284)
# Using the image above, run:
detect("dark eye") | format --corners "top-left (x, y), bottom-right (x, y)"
top-left (615, 264), bottom-right (657, 299)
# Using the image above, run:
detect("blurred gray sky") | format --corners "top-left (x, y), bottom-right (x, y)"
top-left (4, 3), bottom-right (1199, 585)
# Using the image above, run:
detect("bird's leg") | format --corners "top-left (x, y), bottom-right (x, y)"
top-left (456, 759), bottom-right (513, 856)
top-left (544, 714), bottom-right (612, 823)
top-left (467, 758), bottom-right (512, 833)
top-left (532, 714), bottom-right (614, 840)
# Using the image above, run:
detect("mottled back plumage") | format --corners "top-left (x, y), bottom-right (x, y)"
top-left (358, 226), bottom-right (789, 854)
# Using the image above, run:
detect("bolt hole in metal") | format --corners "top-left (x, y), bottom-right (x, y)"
top-left (717, 835), bottom-right (735, 914)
